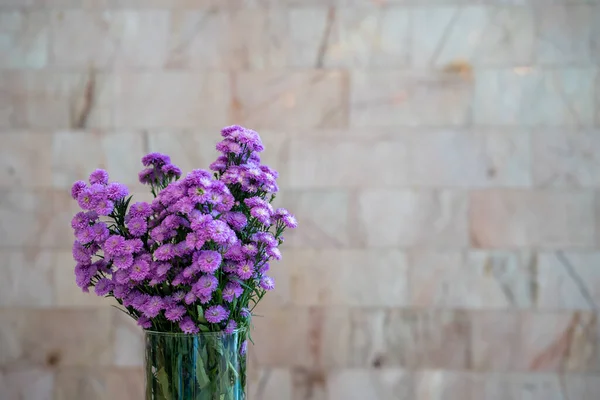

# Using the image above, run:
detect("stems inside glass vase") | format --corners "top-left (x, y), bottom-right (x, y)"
top-left (145, 330), bottom-right (246, 400)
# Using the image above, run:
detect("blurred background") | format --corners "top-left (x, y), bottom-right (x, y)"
top-left (1, 0), bottom-right (599, 399)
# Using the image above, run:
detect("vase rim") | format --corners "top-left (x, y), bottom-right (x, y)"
top-left (144, 328), bottom-right (245, 337)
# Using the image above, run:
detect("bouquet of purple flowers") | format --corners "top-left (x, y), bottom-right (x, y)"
top-left (69, 125), bottom-right (296, 337)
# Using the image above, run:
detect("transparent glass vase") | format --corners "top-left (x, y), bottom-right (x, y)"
top-left (144, 330), bottom-right (246, 400)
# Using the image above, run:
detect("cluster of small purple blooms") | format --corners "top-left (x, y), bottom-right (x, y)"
top-left (70, 126), bottom-right (297, 343)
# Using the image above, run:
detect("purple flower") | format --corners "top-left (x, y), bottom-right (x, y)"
top-left (142, 152), bottom-right (171, 167)
top-left (240, 340), bottom-right (248, 356)
top-left (244, 196), bottom-right (268, 208)
top-left (95, 197), bottom-right (114, 216)
top-left (192, 275), bottom-right (218, 297)
top-left (71, 211), bottom-right (91, 230)
top-left (127, 217), bottom-right (147, 237)
top-left (77, 187), bottom-right (98, 210)
top-left (179, 316), bottom-right (199, 334)
top-left (236, 259), bottom-right (254, 280)
top-left (75, 264), bottom-right (92, 291)
top-left (184, 292), bottom-right (197, 305)
top-left (250, 206), bottom-right (271, 225)
top-left (130, 258), bottom-right (150, 281)
top-left (113, 253), bottom-right (134, 270)
top-left (130, 292), bottom-right (150, 310)
top-left (94, 278), bottom-right (114, 296)
top-left (282, 214), bottom-right (298, 228)
top-left (221, 125), bottom-right (245, 138)
top-left (137, 315), bottom-right (152, 329)
top-left (106, 182), bottom-right (129, 201)
top-left (123, 239), bottom-right (143, 254)
top-left (113, 284), bottom-right (130, 299)
top-left (260, 276), bottom-right (275, 291)
top-left (171, 197), bottom-right (196, 214)
top-left (75, 226), bottom-right (95, 245)
top-left (103, 235), bottom-right (126, 257)
top-left (92, 222), bottom-right (109, 243)
top-left (205, 305), bottom-right (229, 324)
top-left (253, 232), bottom-right (277, 247)
top-left (165, 305), bottom-right (186, 322)
top-left (223, 260), bottom-right (238, 273)
top-left (240, 308), bottom-right (251, 319)
top-left (89, 169), bottom-right (109, 185)
top-left (185, 231), bottom-right (205, 250)
top-left (223, 212), bottom-right (247, 231)
top-left (209, 156), bottom-right (227, 172)
top-left (187, 185), bottom-right (211, 204)
top-left (267, 246), bottom-right (282, 260)
top-left (138, 168), bottom-right (155, 184)
top-left (161, 163), bottom-right (182, 178)
top-left (71, 180), bottom-right (87, 200)
top-left (72, 241), bottom-right (92, 264)
top-left (154, 244), bottom-right (175, 261)
top-left (222, 282), bottom-right (243, 302)
top-left (207, 220), bottom-right (236, 244)
top-left (113, 269), bottom-right (131, 285)
top-left (174, 241), bottom-right (193, 257)
top-left (190, 213), bottom-right (213, 231)
top-left (258, 262), bottom-right (270, 274)
top-left (224, 244), bottom-right (245, 261)
top-left (194, 251), bottom-right (222, 274)
top-left (129, 202), bottom-right (152, 218)
top-left (224, 320), bottom-right (238, 334)
top-left (241, 243), bottom-right (258, 257)
top-left (154, 262), bottom-right (171, 278)
top-left (143, 296), bottom-right (164, 318)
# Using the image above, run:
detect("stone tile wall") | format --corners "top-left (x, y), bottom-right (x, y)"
top-left (0, 0), bottom-right (599, 399)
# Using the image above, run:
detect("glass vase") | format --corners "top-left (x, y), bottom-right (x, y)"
top-left (144, 330), bottom-right (246, 400)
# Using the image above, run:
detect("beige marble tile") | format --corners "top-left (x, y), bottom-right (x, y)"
top-left (473, 373), bottom-right (564, 400)
top-left (327, 369), bottom-right (412, 400)
top-left (535, 5), bottom-right (599, 64)
top-left (409, 130), bottom-right (531, 187)
top-left (280, 190), bottom-right (352, 248)
top-left (470, 190), bottom-right (596, 248)
top-left (412, 6), bottom-right (535, 67)
top-left (0, 368), bottom-right (54, 400)
top-left (350, 71), bottom-right (473, 127)
top-left (470, 311), bottom-right (521, 371)
top-left (0, 71), bottom-right (113, 129)
top-left (473, 68), bottom-right (596, 126)
top-left (358, 189), bottom-right (469, 247)
top-left (564, 373), bottom-right (600, 399)
top-left (347, 309), bottom-right (471, 369)
top-left (112, 310), bottom-right (144, 367)
top-left (251, 307), bottom-right (313, 368)
top-left (0, 249), bottom-right (54, 307)
top-left (0, 11), bottom-right (48, 69)
top-left (105, 368), bottom-right (145, 400)
top-left (518, 312), bottom-right (598, 372)
top-left (532, 130), bottom-right (600, 187)
top-left (50, 10), bottom-right (169, 68)
top-left (413, 370), bottom-right (476, 400)
top-left (288, 138), bottom-right (409, 188)
top-left (289, 7), bottom-right (409, 68)
top-left (52, 131), bottom-right (146, 189)
top-left (53, 251), bottom-right (112, 307)
top-left (0, 190), bottom-right (54, 248)
top-left (233, 70), bottom-right (348, 129)
top-left (536, 252), bottom-right (600, 310)
top-left (54, 368), bottom-right (108, 400)
top-left (247, 368), bottom-right (292, 400)
top-left (0, 309), bottom-right (112, 368)
top-left (113, 71), bottom-right (230, 129)
top-left (409, 251), bottom-right (534, 308)
top-left (285, 249), bottom-right (408, 306)
top-left (0, 133), bottom-right (52, 188)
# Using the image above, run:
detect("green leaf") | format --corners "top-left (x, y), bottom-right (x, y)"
top-left (197, 305), bottom-right (208, 323)
top-left (155, 367), bottom-right (171, 399)
top-left (198, 324), bottom-right (210, 332)
top-left (195, 351), bottom-right (210, 389)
